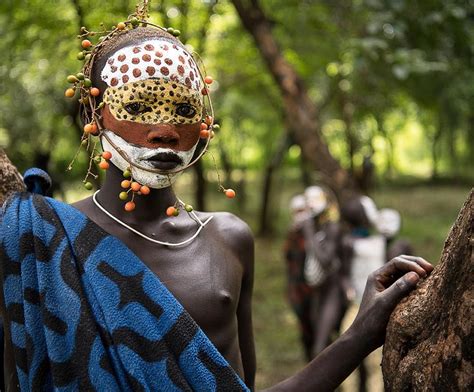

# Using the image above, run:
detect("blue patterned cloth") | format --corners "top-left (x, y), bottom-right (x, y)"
top-left (0, 179), bottom-right (248, 391)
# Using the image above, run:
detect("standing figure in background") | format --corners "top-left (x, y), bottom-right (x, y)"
top-left (375, 208), bottom-right (414, 261)
top-left (340, 195), bottom-right (382, 392)
top-left (284, 194), bottom-right (314, 360)
top-left (341, 196), bottom-right (386, 305)
top-left (340, 195), bottom-right (413, 391)
top-left (284, 186), bottom-right (349, 361)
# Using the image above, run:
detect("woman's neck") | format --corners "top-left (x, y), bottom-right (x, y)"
top-left (96, 164), bottom-right (177, 223)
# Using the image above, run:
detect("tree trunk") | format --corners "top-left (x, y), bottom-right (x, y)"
top-left (193, 161), bottom-right (206, 211)
top-left (431, 123), bottom-right (442, 180)
top-left (376, 116), bottom-right (395, 178)
top-left (382, 188), bottom-right (474, 391)
top-left (217, 138), bottom-right (233, 185)
top-left (258, 132), bottom-right (291, 236)
top-left (299, 151), bottom-right (312, 188)
top-left (230, 0), bottom-right (358, 200)
top-left (0, 148), bottom-right (25, 205)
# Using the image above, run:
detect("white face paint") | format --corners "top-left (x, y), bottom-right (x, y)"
top-left (374, 208), bottom-right (401, 238)
top-left (290, 194), bottom-right (311, 226)
top-left (359, 196), bottom-right (379, 226)
top-left (100, 39), bottom-right (202, 91)
top-left (101, 130), bottom-right (198, 189)
top-left (304, 186), bottom-right (328, 216)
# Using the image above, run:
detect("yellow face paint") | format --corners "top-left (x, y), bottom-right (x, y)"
top-left (103, 78), bottom-right (203, 125)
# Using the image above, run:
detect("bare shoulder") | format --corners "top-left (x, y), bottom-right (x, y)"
top-left (70, 196), bottom-right (93, 211)
top-left (199, 211), bottom-right (254, 257)
top-left (206, 211), bottom-right (253, 238)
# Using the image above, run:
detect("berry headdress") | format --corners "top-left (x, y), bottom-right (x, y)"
top-left (65, 2), bottom-right (235, 213)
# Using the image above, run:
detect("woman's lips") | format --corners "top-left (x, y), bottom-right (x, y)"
top-left (145, 152), bottom-right (183, 170)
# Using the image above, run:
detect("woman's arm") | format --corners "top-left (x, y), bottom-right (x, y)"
top-left (264, 255), bottom-right (433, 391)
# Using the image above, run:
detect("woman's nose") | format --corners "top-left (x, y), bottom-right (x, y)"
top-left (147, 126), bottom-right (180, 147)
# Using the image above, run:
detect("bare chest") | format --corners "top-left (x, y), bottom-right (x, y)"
top-left (107, 224), bottom-right (244, 333)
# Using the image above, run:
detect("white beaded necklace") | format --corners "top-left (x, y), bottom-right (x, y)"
top-left (92, 190), bottom-right (213, 247)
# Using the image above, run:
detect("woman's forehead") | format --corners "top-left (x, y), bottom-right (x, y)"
top-left (100, 38), bottom-right (202, 92)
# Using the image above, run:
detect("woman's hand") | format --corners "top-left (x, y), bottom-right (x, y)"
top-left (351, 255), bottom-right (434, 351)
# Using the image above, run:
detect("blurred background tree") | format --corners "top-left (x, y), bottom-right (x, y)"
top-left (0, 0), bottom-right (472, 390)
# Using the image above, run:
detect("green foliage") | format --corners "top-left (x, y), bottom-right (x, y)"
top-left (1, 0), bottom-right (472, 190)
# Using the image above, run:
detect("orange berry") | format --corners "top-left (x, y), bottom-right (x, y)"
top-left (225, 189), bottom-right (236, 199)
top-left (205, 115), bottom-right (213, 125)
top-left (204, 76), bottom-right (213, 84)
top-left (81, 39), bottom-right (92, 49)
top-left (121, 180), bottom-right (131, 188)
top-left (99, 160), bottom-right (109, 170)
top-left (117, 22), bottom-right (126, 30)
top-left (84, 123), bottom-right (98, 135)
top-left (90, 87), bottom-right (100, 96)
top-left (65, 88), bottom-right (75, 98)
top-left (131, 182), bottom-right (141, 192)
top-left (200, 123), bottom-right (208, 131)
top-left (124, 201), bottom-right (136, 212)
top-left (166, 206), bottom-right (176, 217)
top-left (200, 129), bottom-right (210, 138)
top-left (102, 151), bottom-right (112, 160)
top-left (140, 185), bottom-right (150, 195)
top-left (201, 87), bottom-right (208, 95)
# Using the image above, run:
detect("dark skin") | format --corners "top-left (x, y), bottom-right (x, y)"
top-left (86, 77), bottom-right (257, 386)
top-left (72, 165), bottom-right (257, 389)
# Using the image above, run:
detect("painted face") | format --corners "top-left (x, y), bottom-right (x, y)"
top-left (304, 186), bottom-right (328, 216)
top-left (99, 38), bottom-right (205, 188)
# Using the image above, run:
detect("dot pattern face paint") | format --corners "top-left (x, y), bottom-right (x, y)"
top-left (101, 39), bottom-right (202, 91)
top-left (103, 78), bottom-right (203, 125)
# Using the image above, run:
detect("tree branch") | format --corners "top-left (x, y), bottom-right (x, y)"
top-left (230, 0), bottom-right (358, 199)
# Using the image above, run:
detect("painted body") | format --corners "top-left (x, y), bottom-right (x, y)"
top-left (285, 189), bottom-right (349, 360)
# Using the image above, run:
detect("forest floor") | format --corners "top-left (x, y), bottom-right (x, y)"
top-left (65, 180), bottom-right (472, 391)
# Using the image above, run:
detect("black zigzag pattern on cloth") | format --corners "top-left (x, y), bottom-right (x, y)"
top-left (0, 193), bottom-right (249, 391)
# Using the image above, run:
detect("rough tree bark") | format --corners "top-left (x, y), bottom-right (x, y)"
top-left (231, 0), bottom-right (358, 199)
top-left (382, 188), bottom-right (474, 391)
top-left (0, 148), bottom-right (25, 205)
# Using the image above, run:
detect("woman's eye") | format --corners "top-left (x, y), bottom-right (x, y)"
top-left (175, 103), bottom-right (196, 118)
top-left (124, 102), bottom-right (150, 115)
